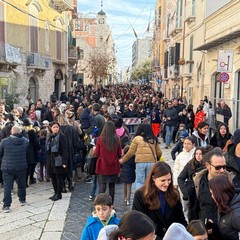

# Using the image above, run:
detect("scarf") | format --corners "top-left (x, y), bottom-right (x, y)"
top-left (46, 133), bottom-right (60, 153)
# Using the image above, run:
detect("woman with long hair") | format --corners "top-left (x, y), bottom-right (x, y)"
top-left (194, 105), bottom-right (205, 129)
top-left (46, 121), bottom-right (68, 201)
top-left (132, 162), bottom-right (187, 239)
top-left (210, 122), bottom-right (232, 150)
top-left (120, 123), bottom-right (162, 189)
top-left (178, 147), bottom-right (206, 221)
top-left (94, 121), bottom-right (122, 203)
top-left (209, 175), bottom-right (240, 240)
top-left (192, 121), bottom-right (210, 147)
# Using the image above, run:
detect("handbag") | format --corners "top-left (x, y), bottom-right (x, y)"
top-left (54, 155), bottom-right (63, 167)
top-left (86, 157), bottom-right (97, 175)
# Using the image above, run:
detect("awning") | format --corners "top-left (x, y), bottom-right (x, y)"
top-left (194, 29), bottom-right (240, 51)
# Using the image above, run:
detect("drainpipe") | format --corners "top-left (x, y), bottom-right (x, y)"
top-left (181, 0), bottom-right (187, 99)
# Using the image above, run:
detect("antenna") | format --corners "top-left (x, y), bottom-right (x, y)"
top-left (101, 0), bottom-right (103, 10)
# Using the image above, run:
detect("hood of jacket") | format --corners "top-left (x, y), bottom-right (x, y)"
top-left (230, 193), bottom-right (240, 210)
top-left (9, 135), bottom-right (28, 145)
top-left (80, 108), bottom-right (91, 120)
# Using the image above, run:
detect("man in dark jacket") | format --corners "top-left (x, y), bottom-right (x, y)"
top-left (163, 101), bottom-right (178, 149)
top-left (191, 148), bottom-right (232, 240)
top-left (0, 126), bottom-right (29, 213)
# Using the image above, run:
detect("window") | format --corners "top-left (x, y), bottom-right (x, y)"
top-left (175, 0), bottom-right (183, 28)
top-left (45, 21), bottom-right (50, 51)
top-left (158, 7), bottom-right (161, 28)
top-left (192, 0), bottom-right (195, 16)
top-left (30, 17), bottom-right (38, 52)
top-left (77, 48), bottom-right (84, 60)
top-left (56, 31), bottom-right (61, 60)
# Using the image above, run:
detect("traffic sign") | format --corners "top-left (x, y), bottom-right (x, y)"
top-left (219, 72), bottom-right (229, 83)
top-left (217, 50), bottom-right (234, 73)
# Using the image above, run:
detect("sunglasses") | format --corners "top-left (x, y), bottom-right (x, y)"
top-left (210, 163), bottom-right (226, 171)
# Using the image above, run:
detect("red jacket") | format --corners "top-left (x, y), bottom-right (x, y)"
top-left (94, 137), bottom-right (122, 175)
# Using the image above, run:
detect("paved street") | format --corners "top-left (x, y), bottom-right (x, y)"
top-left (0, 141), bottom-right (172, 240)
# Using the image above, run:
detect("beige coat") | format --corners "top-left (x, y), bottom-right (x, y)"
top-left (122, 136), bottom-right (162, 163)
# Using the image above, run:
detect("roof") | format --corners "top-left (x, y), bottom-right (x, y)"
top-left (194, 29), bottom-right (240, 51)
top-left (97, 10), bottom-right (106, 15)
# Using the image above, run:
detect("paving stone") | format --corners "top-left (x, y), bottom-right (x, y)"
top-left (29, 212), bottom-right (49, 222)
top-left (44, 220), bottom-right (65, 232)
top-left (40, 231), bottom-right (62, 240)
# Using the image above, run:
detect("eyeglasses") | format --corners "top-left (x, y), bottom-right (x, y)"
top-left (210, 163), bottom-right (226, 171)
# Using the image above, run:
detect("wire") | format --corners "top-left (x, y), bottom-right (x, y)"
top-left (113, 0), bottom-right (153, 40)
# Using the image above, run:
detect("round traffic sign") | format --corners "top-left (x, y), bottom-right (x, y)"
top-left (219, 72), bottom-right (229, 83)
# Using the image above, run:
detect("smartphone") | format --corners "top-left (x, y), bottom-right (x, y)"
top-left (205, 218), bottom-right (213, 229)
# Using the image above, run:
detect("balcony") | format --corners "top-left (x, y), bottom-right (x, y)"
top-left (185, 16), bottom-right (196, 24)
top-left (68, 45), bottom-right (77, 65)
top-left (27, 53), bottom-right (52, 70)
top-left (0, 43), bottom-right (21, 65)
top-left (49, 0), bottom-right (74, 13)
top-left (169, 27), bottom-right (182, 38)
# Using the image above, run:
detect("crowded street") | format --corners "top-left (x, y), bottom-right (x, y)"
top-left (1, 0), bottom-right (240, 239)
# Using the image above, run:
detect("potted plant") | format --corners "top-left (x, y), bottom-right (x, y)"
top-left (178, 58), bottom-right (185, 65)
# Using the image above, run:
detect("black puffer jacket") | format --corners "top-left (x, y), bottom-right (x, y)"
top-left (0, 134), bottom-right (29, 171)
top-left (218, 193), bottom-right (240, 240)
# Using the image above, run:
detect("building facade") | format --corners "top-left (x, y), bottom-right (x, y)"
top-left (132, 37), bottom-right (152, 68)
top-left (75, 8), bottom-right (116, 86)
top-left (0, 0), bottom-right (74, 105)
top-left (152, 0), bottom-right (240, 130)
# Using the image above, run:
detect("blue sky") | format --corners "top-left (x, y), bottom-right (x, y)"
top-left (77, 0), bottom-right (156, 71)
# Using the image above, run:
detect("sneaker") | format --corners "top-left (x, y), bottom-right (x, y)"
top-left (2, 206), bottom-right (10, 213)
top-left (85, 178), bottom-right (93, 184)
top-left (20, 201), bottom-right (26, 206)
top-left (89, 195), bottom-right (93, 201)
top-left (126, 201), bottom-right (130, 206)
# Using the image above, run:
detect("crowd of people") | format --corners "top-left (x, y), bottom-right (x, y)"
top-left (0, 83), bottom-right (239, 240)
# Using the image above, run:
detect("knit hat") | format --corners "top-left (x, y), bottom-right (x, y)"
top-left (163, 223), bottom-right (194, 240)
top-left (233, 129), bottom-right (240, 145)
top-left (22, 118), bottom-right (33, 126)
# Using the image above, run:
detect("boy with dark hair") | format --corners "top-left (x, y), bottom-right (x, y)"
top-left (80, 193), bottom-right (120, 240)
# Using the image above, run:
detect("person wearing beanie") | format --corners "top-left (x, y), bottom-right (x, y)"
top-left (224, 128), bottom-right (240, 189)
top-left (163, 223), bottom-right (194, 240)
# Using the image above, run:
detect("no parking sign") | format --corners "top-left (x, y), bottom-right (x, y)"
top-left (219, 72), bottom-right (229, 83)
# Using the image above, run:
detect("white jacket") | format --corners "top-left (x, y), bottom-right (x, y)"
top-left (173, 147), bottom-right (196, 185)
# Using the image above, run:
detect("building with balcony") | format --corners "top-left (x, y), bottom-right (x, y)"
top-left (132, 37), bottom-right (152, 68)
top-left (0, 0), bottom-right (74, 104)
top-left (75, 7), bottom-right (116, 86)
top-left (152, 0), bottom-right (240, 130)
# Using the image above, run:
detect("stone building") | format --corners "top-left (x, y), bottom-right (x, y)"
top-left (152, 0), bottom-right (240, 130)
top-left (0, 0), bottom-right (74, 105)
top-left (75, 7), bottom-right (116, 86)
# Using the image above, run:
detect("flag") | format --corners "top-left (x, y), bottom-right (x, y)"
top-left (146, 22), bottom-right (150, 32)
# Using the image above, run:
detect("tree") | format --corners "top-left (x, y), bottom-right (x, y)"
top-left (87, 49), bottom-right (110, 87)
top-left (131, 60), bottom-right (151, 82)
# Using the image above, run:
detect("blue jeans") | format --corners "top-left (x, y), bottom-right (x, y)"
top-left (2, 169), bottom-right (26, 207)
top-left (165, 126), bottom-right (175, 145)
top-left (135, 162), bottom-right (154, 189)
top-left (90, 175), bottom-right (98, 197)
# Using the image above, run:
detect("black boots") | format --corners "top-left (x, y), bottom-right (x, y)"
top-left (49, 193), bottom-right (62, 201)
top-left (68, 178), bottom-right (74, 192)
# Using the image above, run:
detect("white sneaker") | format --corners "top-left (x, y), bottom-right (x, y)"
top-left (20, 201), bottom-right (26, 206)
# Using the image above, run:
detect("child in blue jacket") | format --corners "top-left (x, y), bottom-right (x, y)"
top-left (80, 193), bottom-right (120, 240)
